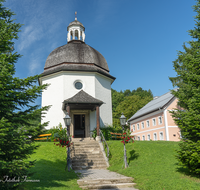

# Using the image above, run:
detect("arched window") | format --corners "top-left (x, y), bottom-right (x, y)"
top-left (75, 30), bottom-right (79, 40)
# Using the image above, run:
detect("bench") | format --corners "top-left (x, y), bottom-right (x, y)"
top-left (110, 132), bottom-right (122, 140)
top-left (35, 133), bottom-right (52, 141)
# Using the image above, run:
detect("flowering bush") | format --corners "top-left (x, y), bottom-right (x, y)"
top-left (121, 129), bottom-right (134, 145)
top-left (52, 123), bottom-right (73, 148)
top-left (54, 138), bottom-right (72, 148)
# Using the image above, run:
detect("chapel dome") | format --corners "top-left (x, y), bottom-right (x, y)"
top-left (44, 40), bottom-right (109, 72)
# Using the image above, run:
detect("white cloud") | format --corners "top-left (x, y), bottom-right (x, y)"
top-left (29, 58), bottom-right (41, 76)
top-left (18, 25), bottom-right (42, 51)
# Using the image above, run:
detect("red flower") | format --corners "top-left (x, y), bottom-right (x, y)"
top-left (125, 133), bottom-right (126, 135)
top-left (62, 145), bottom-right (64, 147)
top-left (72, 136), bottom-right (74, 138)
top-left (56, 144), bottom-right (58, 146)
top-left (54, 143), bottom-right (55, 145)
top-left (54, 139), bottom-right (56, 142)
top-left (64, 141), bottom-right (65, 144)
top-left (60, 139), bottom-right (62, 143)
top-left (66, 141), bottom-right (69, 144)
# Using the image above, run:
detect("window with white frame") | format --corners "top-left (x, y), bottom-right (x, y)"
top-left (152, 118), bottom-right (156, 126)
top-left (154, 133), bottom-right (157, 141)
top-left (142, 122), bottom-right (144, 129)
top-left (137, 123), bottom-right (140, 130)
top-left (159, 132), bottom-right (164, 140)
top-left (158, 116), bottom-right (162, 125)
top-left (147, 134), bottom-right (150, 141)
top-left (138, 136), bottom-right (140, 141)
top-left (133, 125), bottom-right (135, 131)
top-left (142, 135), bottom-right (145, 141)
top-left (146, 120), bottom-right (150, 128)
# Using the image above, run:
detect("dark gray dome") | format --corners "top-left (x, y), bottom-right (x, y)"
top-left (44, 40), bottom-right (109, 71)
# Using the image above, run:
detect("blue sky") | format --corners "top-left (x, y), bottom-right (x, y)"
top-left (4, 0), bottom-right (196, 100)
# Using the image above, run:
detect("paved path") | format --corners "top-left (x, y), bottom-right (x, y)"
top-left (75, 169), bottom-right (139, 190)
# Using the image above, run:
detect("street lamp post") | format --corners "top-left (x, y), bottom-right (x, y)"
top-left (120, 112), bottom-right (128, 168)
top-left (63, 112), bottom-right (71, 171)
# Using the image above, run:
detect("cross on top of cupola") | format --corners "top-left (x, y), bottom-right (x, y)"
top-left (67, 12), bottom-right (85, 42)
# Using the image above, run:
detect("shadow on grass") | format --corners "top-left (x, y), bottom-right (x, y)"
top-left (20, 159), bottom-right (80, 190)
top-left (175, 163), bottom-right (200, 179)
top-left (128, 149), bottom-right (139, 165)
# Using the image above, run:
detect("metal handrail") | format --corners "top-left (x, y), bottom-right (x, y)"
top-left (99, 129), bottom-right (109, 160)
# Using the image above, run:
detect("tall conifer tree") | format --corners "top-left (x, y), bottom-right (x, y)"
top-left (169, 0), bottom-right (200, 175)
top-left (0, 0), bottom-right (49, 188)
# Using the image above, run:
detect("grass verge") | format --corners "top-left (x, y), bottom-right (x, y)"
top-left (20, 142), bottom-right (81, 190)
top-left (107, 140), bottom-right (200, 190)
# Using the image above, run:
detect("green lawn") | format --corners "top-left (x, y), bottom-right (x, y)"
top-left (20, 142), bottom-right (81, 190)
top-left (107, 140), bottom-right (200, 190)
top-left (19, 141), bottom-right (200, 190)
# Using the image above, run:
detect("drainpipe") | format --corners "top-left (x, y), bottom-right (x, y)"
top-left (164, 108), bottom-right (169, 141)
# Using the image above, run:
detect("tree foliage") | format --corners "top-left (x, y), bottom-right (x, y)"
top-left (169, 0), bottom-right (200, 175)
top-left (112, 88), bottom-right (153, 129)
top-left (0, 1), bottom-right (49, 188)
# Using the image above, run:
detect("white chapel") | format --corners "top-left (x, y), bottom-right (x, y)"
top-left (39, 15), bottom-right (115, 138)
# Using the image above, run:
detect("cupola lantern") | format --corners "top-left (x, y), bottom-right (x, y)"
top-left (67, 12), bottom-right (85, 42)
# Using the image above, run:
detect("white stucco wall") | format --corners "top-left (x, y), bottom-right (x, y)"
top-left (41, 72), bottom-right (65, 129)
top-left (95, 74), bottom-right (113, 126)
top-left (63, 71), bottom-right (95, 99)
top-left (41, 71), bottom-right (113, 130)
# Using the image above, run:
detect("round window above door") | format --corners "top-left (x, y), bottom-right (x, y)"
top-left (74, 81), bottom-right (83, 90)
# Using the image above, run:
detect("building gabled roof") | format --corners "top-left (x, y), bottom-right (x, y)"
top-left (128, 89), bottom-right (178, 122)
top-left (62, 90), bottom-right (104, 110)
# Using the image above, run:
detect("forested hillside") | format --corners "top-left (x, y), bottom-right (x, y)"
top-left (111, 87), bottom-right (153, 128)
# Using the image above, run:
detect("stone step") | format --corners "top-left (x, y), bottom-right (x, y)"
top-left (70, 145), bottom-right (100, 149)
top-left (71, 151), bottom-right (101, 154)
top-left (71, 151), bottom-right (101, 155)
top-left (72, 158), bottom-right (105, 162)
top-left (72, 143), bottom-right (98, 145)
top-left (79, 182), bottom-right (136, 189)
top-left (72, 162), bottom-right (107, 166)
top-left (73, 165), bottom-right (107, 170)
top-left (72, 138), bottom-right (95, 142)
top-left (71, 155), bottom-right (104, 160)
top-left (77, 177), bottom-right (134, 185)
top-left (71, 147), bottom-right (100, 150)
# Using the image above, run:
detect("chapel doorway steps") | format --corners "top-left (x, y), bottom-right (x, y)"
top-left (76, 169), bottom-right (137, 190)
top-left (77, 178), bottom-right (136, 190)
top-left (70, 138), bottom-right (108, 170)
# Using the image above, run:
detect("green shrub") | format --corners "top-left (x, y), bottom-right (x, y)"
top-left (177, 140), bottom-right (200, 176)
top-left (47, 123), bottom-right (67, 142)
top-left (91, 125), bottom-right (123, 140)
